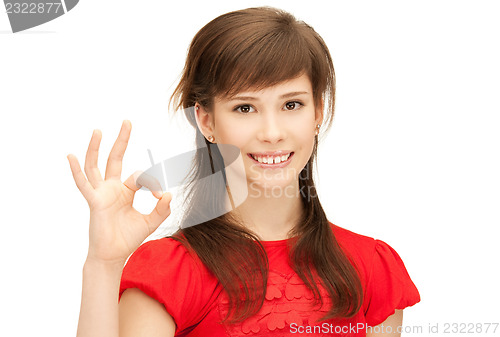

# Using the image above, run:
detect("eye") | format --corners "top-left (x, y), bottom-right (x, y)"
top-left (233, 104), bottom-right (255, 114)
top-left (284, 101), bottom-right (303, 111)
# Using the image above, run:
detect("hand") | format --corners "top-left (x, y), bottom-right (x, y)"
top-left (67, 120), bottom-right (172, 264)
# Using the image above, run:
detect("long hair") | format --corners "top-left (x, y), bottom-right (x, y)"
top-left (166, 6), bottom-right (363, 324)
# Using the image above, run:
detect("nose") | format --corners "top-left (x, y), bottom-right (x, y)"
top-left (257, 110), bottom-right (285, 144)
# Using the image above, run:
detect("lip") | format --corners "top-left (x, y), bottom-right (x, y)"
top-left (247, 151), bottom-right (294, 169)
top-left (248, 150), bottom-right (292, 156)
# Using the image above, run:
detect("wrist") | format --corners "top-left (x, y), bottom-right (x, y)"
top-left (84, 255), bottom-right (127, 271)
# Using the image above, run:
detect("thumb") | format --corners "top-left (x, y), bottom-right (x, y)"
top-left (145, 192), bottom-right (173, 231)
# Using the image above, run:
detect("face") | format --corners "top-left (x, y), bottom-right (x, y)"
top-left (196, 73), bottom-right (323, 197)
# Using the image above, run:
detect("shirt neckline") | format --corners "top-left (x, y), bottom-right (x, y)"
top-left (258, 236), bottom-right (297, 247)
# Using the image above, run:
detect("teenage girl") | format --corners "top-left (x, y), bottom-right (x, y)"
top-left (68, 6), bottom-right (420, 337)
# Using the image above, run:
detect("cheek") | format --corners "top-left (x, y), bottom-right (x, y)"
top-left (215, 118), bottom-right (251, 146)
top-left (297, 134), bottom-right (315, 160)
top-left (291, 118), bottom-right (316, 159)
top-left (291, 116), bottom-right (316, 140)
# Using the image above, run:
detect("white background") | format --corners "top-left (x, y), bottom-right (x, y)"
top-left (1, 0), bottom-right (499, 336)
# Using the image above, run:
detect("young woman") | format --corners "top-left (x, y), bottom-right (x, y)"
top-left (68, 6), bottom-right (420, 337)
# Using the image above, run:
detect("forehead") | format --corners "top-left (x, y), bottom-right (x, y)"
top-left (217, 73), bottom-right (313, 102)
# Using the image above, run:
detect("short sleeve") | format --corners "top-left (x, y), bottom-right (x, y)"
top-left (363, 239), bottom-right (421, 326)
top-left (119, 238), bottom-right (219, 335)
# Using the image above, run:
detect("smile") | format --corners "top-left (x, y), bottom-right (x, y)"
top-left (247, 151), bottom-right (294, 167)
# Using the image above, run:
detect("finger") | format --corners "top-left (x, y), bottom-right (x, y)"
top-left (67, 154), bottom-right (95, 201)
top-left (84, 129), bottom-right (104, 188)
top-left (123, 170), bottom-right (164, 198)
top-left (138, 171), bottom-right (164, 199)
top-left (105, 120), bottom-right (131, 180)
top-left (145, 192), bottom-right (173, 232)
top-left (123, 170), bottom-right (142, 193)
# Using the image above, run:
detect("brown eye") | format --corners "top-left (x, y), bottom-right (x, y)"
top-left (284, 101), bottom-right (302, 110)
top-left (234, 105), bottom-right (255, 114)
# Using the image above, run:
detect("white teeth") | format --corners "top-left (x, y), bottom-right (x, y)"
top-left (250, 153), bottom-right (291, 164)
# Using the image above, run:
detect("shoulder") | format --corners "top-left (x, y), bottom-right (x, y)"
top-left (124, 237), bottom-right (187, 269)
top-left (328, 222), bottom-right (421, 324)
top-left (122, 235), bottom-right (210, 280)
top-left (329, 222), bottom-right (378, 264)
top-left (327, 222), bottom-right (395, 282)
top-left (329, 222), bottom-right (378, 251)
top-left (127, 236), bottom-right (189, 260)
top-left (128, 236), bottom-right (189, 257)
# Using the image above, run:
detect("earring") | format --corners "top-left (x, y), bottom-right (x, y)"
top-left (195, 105), bottom-right (199, 111)
top-left (315, 124), bottom-right (321, 135)
top-left (208, 135), bottom-right (215, 143)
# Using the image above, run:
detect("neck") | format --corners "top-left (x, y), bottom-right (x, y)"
top-left (231, 180), bottom-right (304, 241)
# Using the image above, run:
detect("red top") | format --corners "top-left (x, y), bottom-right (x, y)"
top-left (119, 223), bottom-right (420, 336)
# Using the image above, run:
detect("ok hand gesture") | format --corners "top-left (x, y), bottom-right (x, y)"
top-left (67, 120), bottom-right (172, 264)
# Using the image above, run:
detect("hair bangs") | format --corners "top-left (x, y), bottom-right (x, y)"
top-left (210, 23), bottom-right (313, 100)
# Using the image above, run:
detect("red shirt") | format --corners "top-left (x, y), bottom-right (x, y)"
top-left (119, 223), bottom-right (420, 336)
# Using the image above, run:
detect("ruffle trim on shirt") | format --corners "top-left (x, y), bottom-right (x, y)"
top-left (218, 270), bottom-right (335, 336)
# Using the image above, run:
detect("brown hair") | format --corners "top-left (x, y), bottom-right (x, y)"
top-left (166, 6), bottom-right (362, 324)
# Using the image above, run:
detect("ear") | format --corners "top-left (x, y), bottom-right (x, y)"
top-left (194, 104), bottom-right (214, 139)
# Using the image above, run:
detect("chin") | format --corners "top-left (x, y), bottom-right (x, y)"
top-left (246, 174), bottom-right (299, 199)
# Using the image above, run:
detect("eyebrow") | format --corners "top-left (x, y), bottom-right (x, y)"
top-left (228, 91), bottom-right (309, 101)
